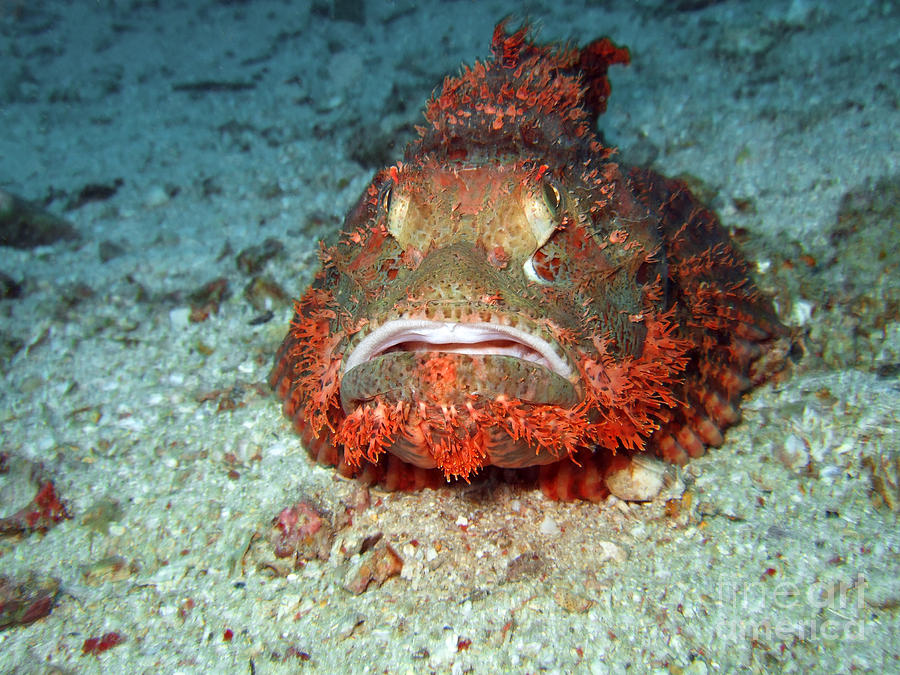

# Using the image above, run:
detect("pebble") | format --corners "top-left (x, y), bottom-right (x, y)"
top-left (596, 540), bottom-right (627, 564)
top-left (539, 515), bottom-right (560, 536)
top-left (144, 185), bottom-right (170, 207)
top-left (606, 455), bottom-right (667, 502)
top-left (791, 298), bottom-right (814, 325)
top-left (169, 307), bottom-right (191, 330)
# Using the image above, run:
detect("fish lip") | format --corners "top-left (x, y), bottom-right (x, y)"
top-left (341, 318), bottom-right (572, 379)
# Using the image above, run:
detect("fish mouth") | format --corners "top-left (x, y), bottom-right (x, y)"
top-left (340, 319), bottom-right (579, 409)
top-left (342, 319), bottom-right (572, 378)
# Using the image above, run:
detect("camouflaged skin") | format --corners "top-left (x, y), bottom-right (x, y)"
top-left (270, 23), bottom-right (789, 501)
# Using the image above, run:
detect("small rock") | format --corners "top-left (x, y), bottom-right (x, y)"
top-left (188, 277), bottom-right (230, 322)
top-left (0, 574), bottom-right (60, 630)
top-left (169, 307), bottom-right (191, 330)
top-left (144, 185), bottom-right (170, 207)
top-left (683, 659), bottom-right (709, 675)
top-left (596, 540), bottom-right (627, 564)
top-left (81, 555), bottom-right (137, 585)
top-left (776, 433), bottom-right (810, 470)
top-left (538, 515), bottom-right (560, 536)
top-left (243, 275), bottom-right (289, 312)
top-left (504, 552), bottom-right (544, 583)
top-left (98, 239), bottom-right (126, 263)
top-left (605, 455), bottom-right (667, 502)
top-left (65, 179), bottom-right (123, 210)
top-left (0, 271), bottom-right (22, 299)
top-left (81, 499), bottom-right (123, 534)
top-left (0, 189), bottom-right (79, 249)
top-left (82, 631), bottom-right (125, 655)
top-left (235, 238), bottom-right (283, 275)
top-left (268, 501), bottom-right (333, 569)
top-left (553, 589), bottom-right (594, 613)
top-left (0, 479), bottom-right (70, 536)
top-left (344, 544), bottom-right (403, 594)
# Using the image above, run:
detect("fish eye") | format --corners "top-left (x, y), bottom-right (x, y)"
top-left (523, 178), bottom-right (564, 285)
top-left (378, 183), bottom-right (393, 216)
top-left (542, 180), bottom-right (561, 216)
top-left (384, 184), bottom-right (412, 243)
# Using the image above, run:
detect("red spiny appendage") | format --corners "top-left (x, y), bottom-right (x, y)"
top-left (491, 21), bottom-right (529, 68)
top-left (285, 288), bottom-right (345, 436)
top-left (578, 37), bottom-right (630, 115)
top-left (336, 399), bottom-right (409, 468)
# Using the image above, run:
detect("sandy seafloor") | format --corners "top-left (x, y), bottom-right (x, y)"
top-left (1, 0), bottom-right (899, 672)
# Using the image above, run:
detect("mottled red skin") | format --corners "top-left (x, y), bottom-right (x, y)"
top-left (270, 24), bottom-right (789, 501)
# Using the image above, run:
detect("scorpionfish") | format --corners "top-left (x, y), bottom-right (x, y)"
top-left (270, 24), bottom-right (789, 501)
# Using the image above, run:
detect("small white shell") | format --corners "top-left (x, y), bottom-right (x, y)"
top-left (605, 455), bottom-right (669, 502)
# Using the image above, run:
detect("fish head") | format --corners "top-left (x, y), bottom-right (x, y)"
top-left (285, 151), bottom-right (688, 479)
